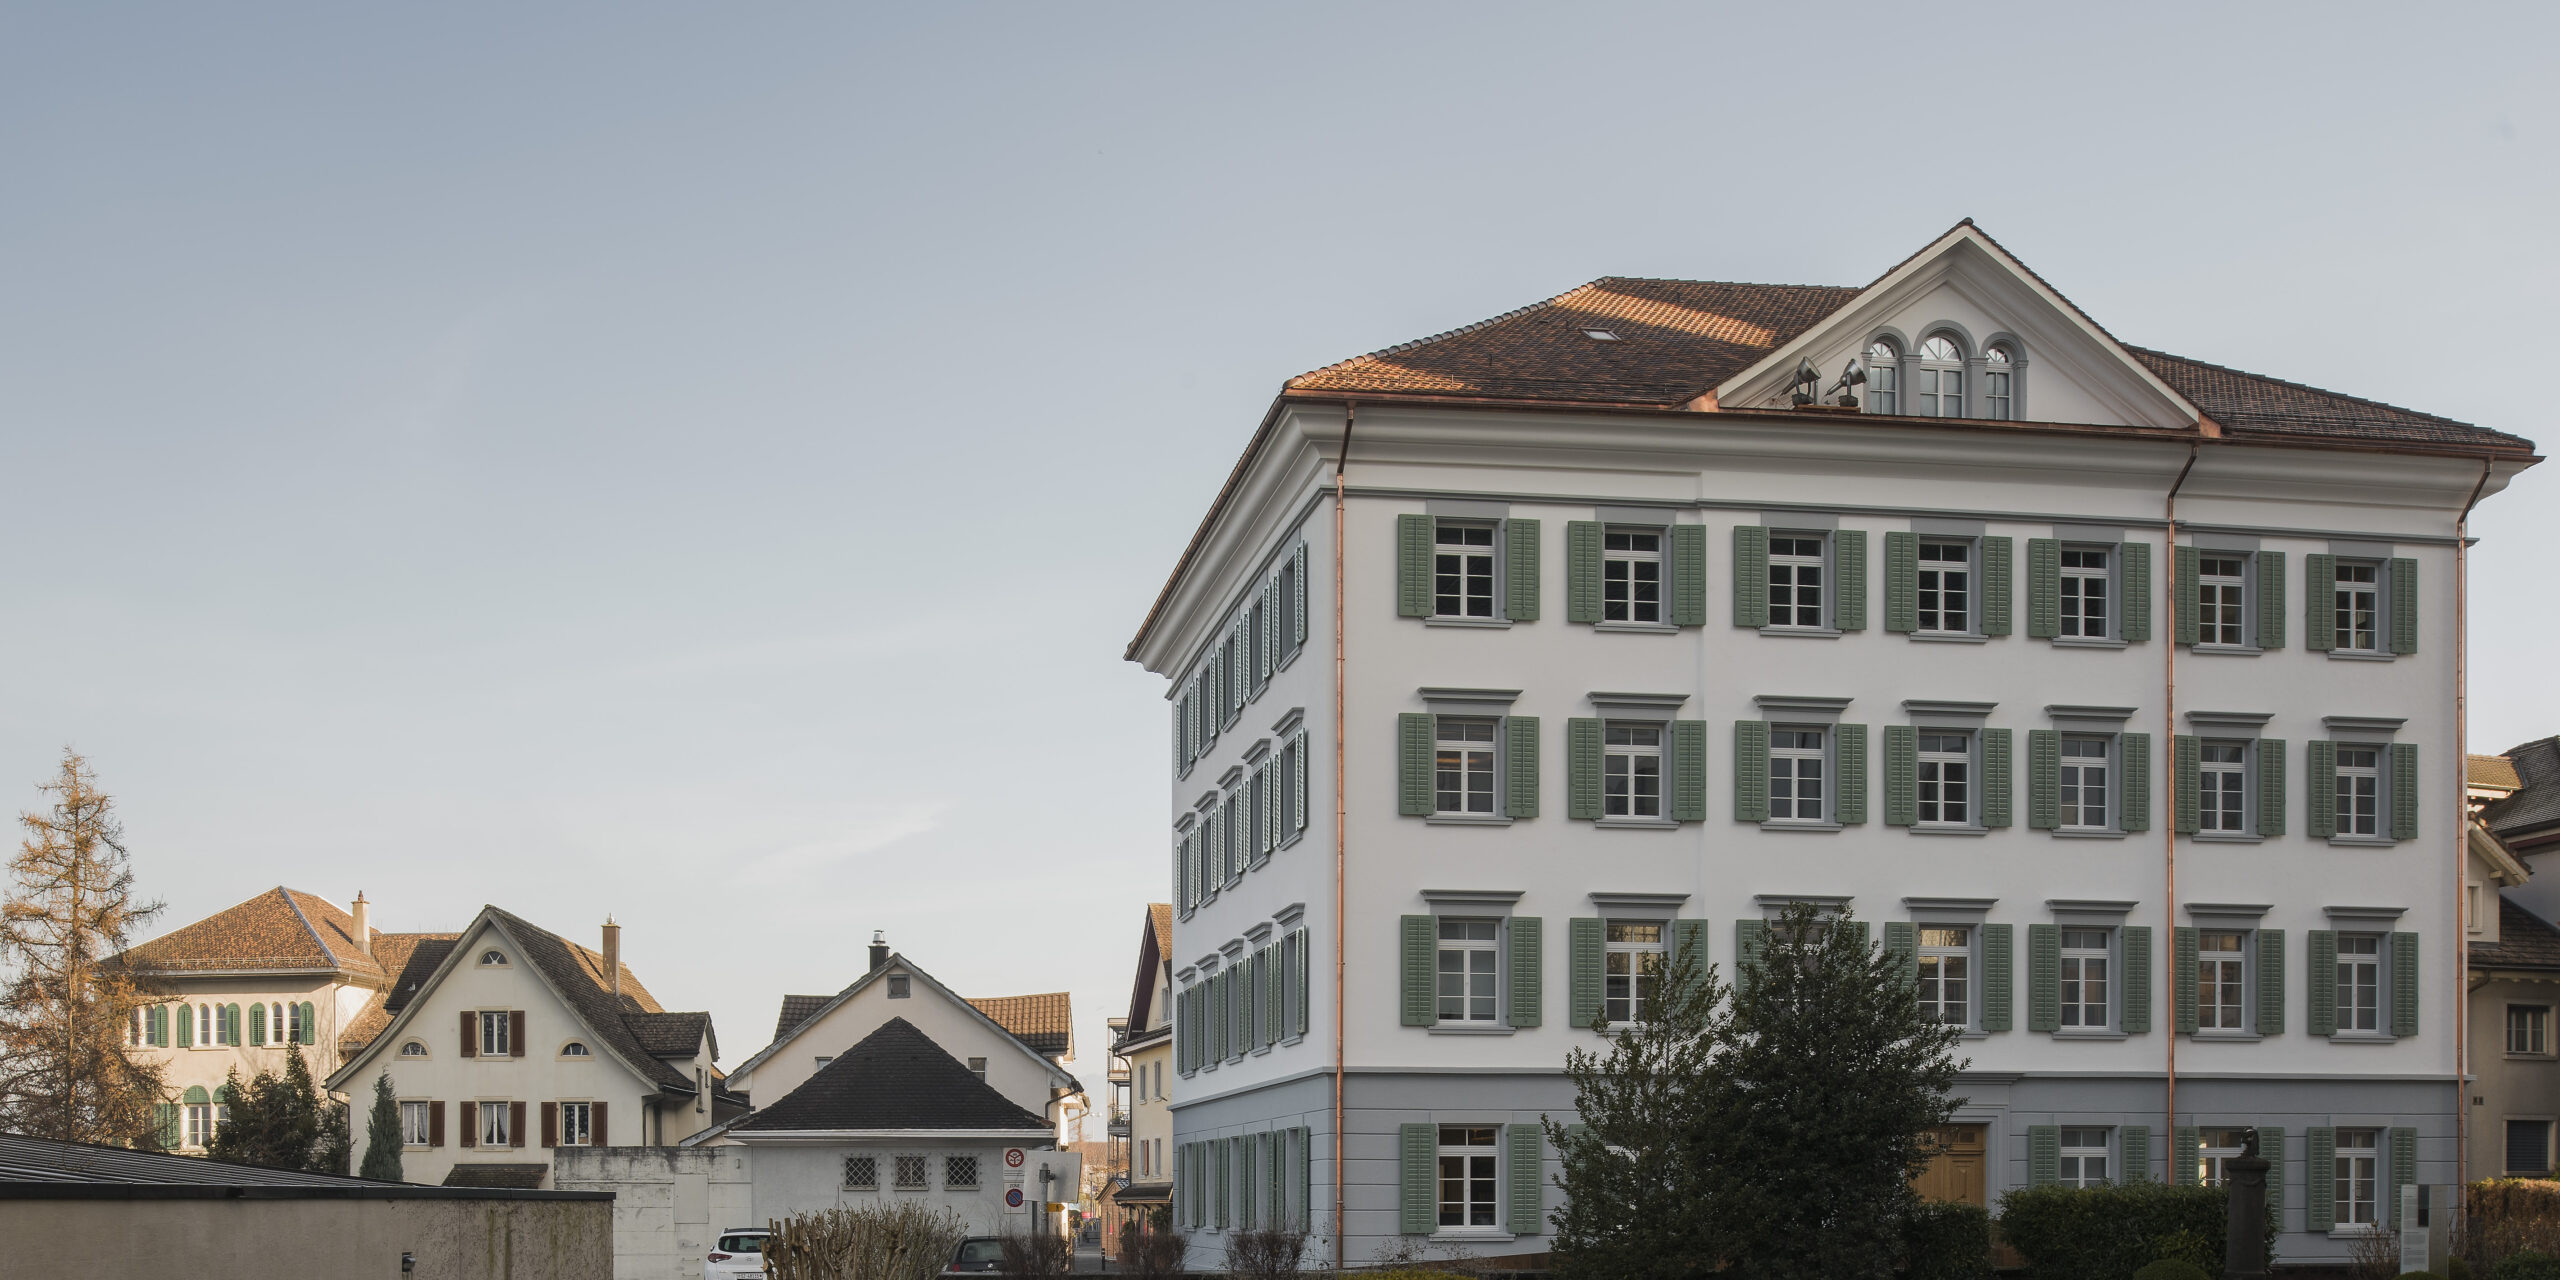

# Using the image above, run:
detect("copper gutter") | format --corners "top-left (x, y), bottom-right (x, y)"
top-left (1332, 403), bottom-right (1353, 1270)
top-left (2162, 441), bottom-right (2199, 1143)
top-left (2454, 457), bottom-right (2494, 1187)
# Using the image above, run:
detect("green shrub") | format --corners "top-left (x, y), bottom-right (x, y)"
top-left (2494, 1250), bottom-right (2560, 1280)
top-left (1903, 1200), bottom-right (1991, 1280)
top-left (2130, 1261), bottom-right (2210, 1280)
top-left (2453, 1257), bottom-right (2476, 1280)
top-left (1997, 1182), bottom-right (2275, 1280)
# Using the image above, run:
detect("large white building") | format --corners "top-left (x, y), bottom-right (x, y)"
top-left (1123, 222), bottom-right (2539, 1268)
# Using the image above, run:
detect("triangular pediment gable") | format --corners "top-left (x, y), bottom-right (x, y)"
top-left (1715, 222), bottom-right (2204, 431)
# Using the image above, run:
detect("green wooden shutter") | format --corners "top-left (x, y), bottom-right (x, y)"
top-left (2263, 1128), bottom-right (2286, 1223)
top-left (155, 1102), bottom-right (180, 1149)
top-left (1565, 522), bottom-right (1602, 623)
top-left (2258, 550), bottom-right (2287, 649)
top-left (2173, 545), bottom-right (2201, 646)
top-left (2389, 557), bottom-right (2418, 654)
top-left (1567, 718), bottom-right (1602, 821)
top-left (2122, 927), bottom-right (2152, 1033)
top-left (2304, 553), bottom-right (2336, 651)
top-left (2028, 730), bottom-right (2060, 829)
top-left (2258, 929), bottom-right (2286, 1035)
top-left (2173, 927), bottom-right (2200, 1035)
top-left (300, 1002), bottom-right (315, 1045)
top-left (1834, 530), bottom-right (1867, 631)
top-left (2390, 743), bottom-right (2420, 841)
top-left (2388, 1128), bottom-right (2417, 1228)
top-left (1568, 918), bottom-right (1603, 1028)
top-left (1882, 725), bottom-right (1918, 826)
top-left (2122, 732), bottom-right (2152, 833)
top-left (1735, 920), bottom-right (1767, 991)
top-left (2122, 1125), bottom-right (2151, 1183)
top-left (1401, 916), bottom-right (1436, 1026)
top-left (1672, 919), bottom-right (1710, 1009)
top-left (1399, 1124), bottom-right (1436, 1234)
top-left (2028, 1126), bottom-right (2060, 1187)
top-left (1732, 526), bottom-right (1769, 627)
top-left (1982, 924), bottom-right (2014, 1031)
top-left (1506, 716), bottom-right (1540, 820)
top-left (1506, 1124), bottom-right (1543, 1234)
top-left (249, 1003), bottom-right (265, 1046)
top-left (1884, 531), bottom-right (1919, 633)
top-left (1509, 917), bottom-right (1542, 1028)
top-left (1834, 723), bottom-right (1866, 825)
top-left (1505, 519), bottom-right (1540, 621)
top-left (2306, 1128), bottom-right (2336, 1230)
top-left (1397, 514), bottom-right (1433, 617)
top-left (2174, 735), bottom-right (2201, 834)
top-left (1984, 728), bottom-right (2013, 828)
top-left (1982, 537), bottom-right (2014, 636)
top-left (1399, 714), bottom-right (1434, 816)
top-left (1670, 524), bottom-right (1707, 627)
top-left (2306, 741), bottom-right (2337, 839)
top-left (2027, 538), bottom-right (2061, 638)
top-left (177, 1004), bottom-right (192, 1048)
top-left (1733, 721), bottom-right (1770, 824)
top-left (1672, 720), bottom-right (1709, 822)
top-left (2028, 924), bottom-right (2060, 1032)
top-left (2307, 931), bottom-right (2339, 1035)
top-left (2259, 740), bottom-right (2288, 837)
top-left (2173, 1126), bottom-right (2202, 1186)
top-left (1883, 922), bottom-right (1918, 996)
top-left (2392, 932), bottom-right (2420, 1038)
top-left (2121, 540), bottom-right (2153, 642)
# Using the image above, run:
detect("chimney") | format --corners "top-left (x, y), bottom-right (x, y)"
top-left (602, 917), bottom-right (622, 1001)
top-left (869, 930), bottom-right (889, 973)
top-left (350, 892), bottom-right (371, 956)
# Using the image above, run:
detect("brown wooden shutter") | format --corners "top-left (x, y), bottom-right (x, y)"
top-left (430, 1101), bottom-right (445, 1148)
top-left (592, 1101), bottom-right (609, 1146)
top-left (511, 1101), bottom-right (527, 1148)
top-left (460, 1010), bottom-right (477, 1058)
top-left (459, 1101), bottom-right (477, 1147)
top-left (510, 1011), bottom-right (527, 1057)
top-left (542, 1102), bottom-right (558, 1148)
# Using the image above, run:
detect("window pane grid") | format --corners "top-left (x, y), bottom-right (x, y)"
top-left (2511, 1006), bottom-right (2551, 1055)
top-left (1767, 535), bottom-right (1825, 628)
top-left (1436, 1126), bottom-right (1499, 1227)
top-left (1768, 727), bottom-right (1826, 821)
top-left (2198, 930), bottom-right (2246, 1029)
top-left (2060, 547), bottom-right (2109, 638)
top-left (1437, 919), bottom-right (1499, 1023)
top-left (2060, 930), bottom-right (2110, 1028)
top-left (2335, 746), bottom-right (2380, 836)
top-left (2335, 1130), bottom-right (2379, 1224)
top-left (2059, 1127), bottom-right (2110, 1188)
top-left (2337, 934), bottom-right (2382, 1032)
top-left (1916, 541), bottom-right (1970, 632)
top-left (2200, 741), bottom-right (2246, 833)
top-left (1434, 524), bottom-right (1496, 618)
top-left (1917, 731), bottom-right (1971, 826)
top-left (1603, 723), bottom-right (1663, 819)
top-left (2059, 737), bottom-right (2110, 829)
top-left (2199, 555), bottom-right (2246, 646)
top-left (1604, 922), bottom-right (1664, 1023)
top-left (1435, 718), bottom-right (1497, 816)
top-left (1918, 926), bottom-right (1970, 1024)
top-left (1602, 529), bottom-right (1662, 624)
top-left (2334, 563), bottom-right (2380, 652)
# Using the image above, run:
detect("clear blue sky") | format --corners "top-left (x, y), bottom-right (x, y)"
top-left (3, 4), bottom-right (2552, 1114)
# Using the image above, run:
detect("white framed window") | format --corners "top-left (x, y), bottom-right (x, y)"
top-left (479, 1010), bottom-right (511, 1057)
top-left (560, 1041), bottom-right (591, 1058)
top-left (1602, 723), bottom-right (1664, 820)
top-left (1436, 1126), bottom-right (1500, 1229)
top-left (1603, 528), bottom-right (1663, 624)
top-left (2510, 1005), bottom-right (2551, 1056)
top-left (2060, 547), bottom-right (2110, 638)
top-left (480, 1100), bottom-right (511, 1147)
top-left (1768, 726), bottom-right (1828, 822)
top-left (1917, 540), bottom-right (1971, 633)
top-left (1434, 717), bottom-right (1498, 816)
top-left (2508, 1120), bottom-right (2554, 1176)
top-left (1436, 918), bottom-right (1500, 1024)
top-left (1767, 534), bottom-right (1826, 628)
top-left (400, 1040), bottom-right (428, 1058)
top-left (2337, 934), bottom-right (2383, 1032)
top-left (1433, 522), bottom-right (1498, 619)
top-left (401, 1100), bottom-right (432, 1147)
top-left (2333, 561), bottom-right (2381, 653)
top-left (2334, 1130), bottom-right (2380, 1225)
top-left (2200, 742), bottom-right (2248, 833)
top-left (2058, 1127), bottom-right (2111, 1187)
top-left (2060, 929), bottom-right (2112, 1029)
top-left (1983, 344), bottom-right (2015, 420)
top-left (2200, 1127), bottom-right (2253, 1185)
top-left (2198, 930), bottom-right (2247, 1030)
top-left (479, 949), bottom-right (508, 967)
top-left (2198, 553), bottom-right (2248, 646)
top-left (946, 1155), bottom-right (980, 1189)
top-left (1918, 335), bottom-right (1964, 417)
top-left (1917, 732), bottom-right (1972, 826)
top-left (1866, 338), bottom-right (1901, 414)
top-left (888, 974), bottom-right (911, 998)
top-left (1604, 921), bottom-right (1665, 1023)
top-left (2059, 736), bottom-right (2112, 830)
top-left (894, 1153), bottom-right (930, 1189)
top-left (2335, 746), bottom-right (2382, 837)
top-left (844, 1155), bottom-right (878, 1189)
top-left (1917, 926), bottom-right (1971, 1025)
top-left (559, 1100), bottom-right (593, 1147)
top-left (185, 1103), bottom-right (215, 1149)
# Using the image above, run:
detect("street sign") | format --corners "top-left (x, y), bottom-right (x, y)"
top-left (1005, 1148), bottom-right (1026, 1168)
top-left (1005, 1187), bottom-right (1026, 1210)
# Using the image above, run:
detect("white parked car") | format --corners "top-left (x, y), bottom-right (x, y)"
top-left (706, 1228), bottom-right (768, 1279)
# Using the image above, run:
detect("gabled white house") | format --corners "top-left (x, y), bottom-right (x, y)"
top-left (329, 906), bottom-right (739, 1188)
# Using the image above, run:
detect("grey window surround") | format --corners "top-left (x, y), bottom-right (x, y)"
top-left (1913, 518), bottom-right (1988, 537)
top-left (2053, 1029), bottom-right (2132, 1041)
top-left (1173, 813), bottom-right (1196, 833)
top-left (2322, 715), bottom-right (2406, 737)
top-left (1428, 500), bottom-right (1510, 519)
top-left (1760, 626), bottom-right (1844, 639)
top-left (1273, 706), bottom-right (1307, 735)
top-left (1245, 922), bottom-right (1274, 944)
top-left (1422, 889), bottom-right (1525, 909)
top-left (1589, 691), bottom-right (1689, 719)
top-left (1589, 891), bottom-right (1689, 915)
top-left (1274, 901), bottom-right (1308, 927)
top-left (2051, 636), bottom-right (2129, 650)
top-left (1218, 764), bottom-right (1245, 787)
top-left (1596, 620), bottom-right (1680, 634)
top-left (1761, 819), bottom-right (1845, 833)
top-left (1755, 894), bottom-right (1852, 919)
top-left (2053, 524), bottom-right (2128, 543)
top-left (2047, 899), bottom-right (2137, 925)
top-left (1427, 813), bottom-right (1514, 828)
top-left (1910, 633), bottom-right (1989, 645)
top-left (2323, 905), bottom-right (2408, 927)
top-left (1599, 817), bottom-right (1681, 831)
top-left (1425, 506), bottom-right (1511, 623)
top-left (1761, 527), bottom-right (1839, 634)
top-left (1220, 941), bottom-right (1246, 960)
top-left (1242, 739), bottom-right (1272, 765)
top-left (1425, 616), bottom-right (1512, 630)
top-left (2186, 710), bottom-right (2273, 729)
top-left (2192, 647), bottom-right (2264, 659)
top-left (1904, 897), bottom-right (1998, 924)
top-left (1596, 505), bottom-right (1681, 526)
top-left (1912, 532), bottom-right (1984, 638)
top-left (2052, 829), bottom-right (2130, 841)
top-left (1910, 827), bottom-right (1988, 837)
top-left (1426, 1025), bottom-right (1517, 1037)
top-left (2327, 539), bottom-right (2395, 559)
top-left (1762, 511), bottom-right (1840, 530)
top-left (1421, 688), bottom-right (1522, 715)
top-left (1906, 700), bottom-right (1996, 727)
top-left (2188, 532), bottom-right (2262, 552)
top-left (2326, 649), bottom-right (2396, 663)
top-left (1756, 694), bottom-right (1853, 724)
top-left (2048, 705), bottom-right (2136, 726)
top-left (2186, 541), bottom-right (2264, 651)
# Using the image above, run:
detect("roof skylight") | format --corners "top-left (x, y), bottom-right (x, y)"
top-left (1582, 329), bottom-right (1619, 341)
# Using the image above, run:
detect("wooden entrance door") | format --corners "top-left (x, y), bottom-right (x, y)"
top-left (1914, 1124), bottom-right (1987, 1206)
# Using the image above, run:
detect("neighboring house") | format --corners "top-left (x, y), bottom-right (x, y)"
top-left (328, 907), bottom-right (737, 1189)
top-left (116, 887), bottom-right (450, 1151)
top-left (2470, 742), bottom-right (2560, 1180)
top-left (1125, 221), bottom-right (2537, 1267)
top-left (1110, 905), bottom-right (1175, 1245)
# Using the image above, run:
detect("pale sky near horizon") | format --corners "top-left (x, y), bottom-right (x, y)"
top-left (3, 5), bottom-right (2554, 1123)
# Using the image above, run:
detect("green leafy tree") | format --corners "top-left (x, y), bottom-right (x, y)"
top-left (208, 1043), bottom-right (338, 1173)
top-left (359, 1071), bottom-right (404, 1181)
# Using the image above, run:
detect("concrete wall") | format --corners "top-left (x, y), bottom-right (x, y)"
top-left (0, 1193), bottom-right (610, 1280)
top-left (556, 1146), bottom-right (754, 1280)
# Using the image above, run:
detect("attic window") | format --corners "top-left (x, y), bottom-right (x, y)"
top-left (888, 974), bottom-right (911, 999)
top-left (400, 1041), bottom-right (428, 1057)
top-left (479, 950), bottom-right (508, 967)
top-left (560, 1041), bottom-right (590, 1057)
top-left (1582, 329), bottom-right (1619, 341)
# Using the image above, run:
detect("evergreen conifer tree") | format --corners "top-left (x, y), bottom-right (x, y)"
top-left (359, 1071), bottom-right (404, 1181)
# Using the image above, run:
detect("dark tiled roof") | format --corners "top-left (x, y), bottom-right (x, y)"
top-left (2474, 754), bottom-right (2526, 792)
top-left (0, 1132), bottom-right (395, 1187)
top-left (441, 1163), bottom-right (549, 1189)
top-left (630, 1011), bottom-right (711, 1058)
top-left (338, 933), bottom-right (460, 1054)
top-left (734, 1018), bottom-right (1050, 1134)
top-left (2486, 738), bottom-right (2560, 841)
top-left (969, 993), bottom-right (1072, 1057)
top-left (2125, 347), bottom-right (2529, 451)
top-left (2474, 899), bottom-right (2560, 972)
top-left (483, 907), bottom-right (696, 1090)
top-left (774, 994), bottom-right (830, 1043)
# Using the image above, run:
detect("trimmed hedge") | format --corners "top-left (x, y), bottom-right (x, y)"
top-left (1903, 1200), bottom-right (1991, 1280)
top-left (1998, 1183), bottom-right (2274, 1280)
top-left (2130, 1262), bottom-right (2210, 1280)
top-left (2494, 1251), bottom-right (2560, 1280)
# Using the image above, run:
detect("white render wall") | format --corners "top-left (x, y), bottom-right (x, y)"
top-left (555, 1146), bottom-right (753, 1280)
top-left (133, 970), bottom-right (366, 1133)
top-left (724, 959), bottom-right (1065, 1127)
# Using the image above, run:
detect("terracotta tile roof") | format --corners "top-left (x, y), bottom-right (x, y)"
top-left (969, 992), bottom-right (1072, 1057)
top-left (2473, 754), bottom-right (2526, 792)
top-left (2125, 347), bottom-right (2529, 451)
top-left (121, 888), bottom-right (402, 981)
top-left (2475, 898), bottom-right (2560, 972)
top-left (732, 1018), bottom-right (1048, 1134)
top-left (774, 994), bottom-right (830, 1042)
top-left (1149, 904), bottom-right (1171, 958)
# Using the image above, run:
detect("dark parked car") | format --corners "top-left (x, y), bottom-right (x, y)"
top-left (943, 1236), bottom-right (1006, 1274)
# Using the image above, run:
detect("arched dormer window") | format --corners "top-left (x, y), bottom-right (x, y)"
top-left (479, 949), bottom-right (508, 967)
top-left (400, 1040), bottom-right (428, 1057)
top-left (560, 1041), bottom-right (592, 1058)
top-left (1865, 338), bottom-right (1901, 414)
top-left (1918, 335), bottom-right (1964, 418)
top-left (1983, 344), bottom-right (2017, 420)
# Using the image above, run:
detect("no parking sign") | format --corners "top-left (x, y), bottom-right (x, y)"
top-left (1004, 1187), bottom-right (1026, 1210)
